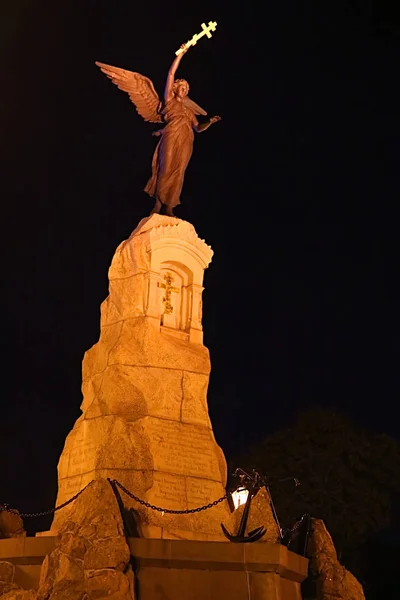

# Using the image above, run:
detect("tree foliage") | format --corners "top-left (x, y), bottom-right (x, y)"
top-left (239, 409), bottom-right (400, 586)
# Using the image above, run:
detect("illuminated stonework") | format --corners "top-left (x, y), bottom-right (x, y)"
top-left (101, 214), bottom-right (213, 343)
top-left (52, 214), bottom-right (232, 541)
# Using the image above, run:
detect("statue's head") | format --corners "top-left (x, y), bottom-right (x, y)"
top-left (173, 79), bottom-right (189, 99)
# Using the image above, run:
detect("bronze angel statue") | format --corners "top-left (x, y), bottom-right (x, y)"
top-left (96, 43), bottom-right (221, 216)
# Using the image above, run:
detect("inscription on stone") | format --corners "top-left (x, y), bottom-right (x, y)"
top-left (67, 439), bottom-right (98, 477)
top-left (150, 472), bottom-right (187, 510)
top-left (146, 419), bottom-right (221, 480)
top-left (186, 477), bottom-right (220, 507)
top-left (58, 475), bottom-right (83, 505)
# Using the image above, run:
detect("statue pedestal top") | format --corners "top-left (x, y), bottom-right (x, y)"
top-left (103, 214), bottom-right (213, 345)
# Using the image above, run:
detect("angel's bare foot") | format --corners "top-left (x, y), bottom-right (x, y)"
top-left (150, 200), bottom-right (162, 215)
top-left (165, 206), bottom-right (174, 217)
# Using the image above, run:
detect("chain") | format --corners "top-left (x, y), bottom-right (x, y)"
top-left (1, 479), bottom-right (227, 519)
top-left (0, 481), bottom-right (94, 518)
top-left (113, 479), bottom-right (227, 514)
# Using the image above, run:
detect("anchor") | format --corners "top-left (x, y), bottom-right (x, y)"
top-left (107, 478), bottom-right (140, 538)
top-left (221, 469), bottom-right (267, 543)
top-left (221, 469), bottom-right (301, 543)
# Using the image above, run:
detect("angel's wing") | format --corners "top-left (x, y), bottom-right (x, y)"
top-left (183, 97), bottom-right (207, 116)
top-left (96, 62), bottom-right (162, 123)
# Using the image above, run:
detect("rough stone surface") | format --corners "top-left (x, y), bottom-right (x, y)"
top-left (308, 518), bottom-right (365, 600)
top-left (0, 592), bottom-right (37, 600)
top-left (0, 563), bottom-right (15, 585)
top-left (52, 216), bottom-right (232, 540)
top-left (0, 510), bottom-right (25, 539)
top-left (37, 479), bottom-right (133, 600)
top-left (231, 488), bottom-right (281, 543)
top-left (0, 561), bottom-right (19, 596)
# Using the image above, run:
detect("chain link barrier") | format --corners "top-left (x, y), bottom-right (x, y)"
top-left (112, 479), bottom-right (227, 515)
top-left (0, 481), bottom-right (95, 518)
top-left (0, 479), bottom-right (227, 519)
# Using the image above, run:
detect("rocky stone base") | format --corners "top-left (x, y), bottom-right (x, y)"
top-left (307, 519), bottom-right (365, 600)
top-left (0, 511), bottom-right (25, 540)
top-left (37, 479), bottom-right (133, 600)
top-left (0, 562), bottom-right (19, 596)
top-left (1, 480), bottom-right (133, 600)
top-left (1, 536), bottom-right (308, 600)
top-left (0, 560), bottom-right (36, 599)
top-left (0, 479), bottom-right (310, 600)
top-left (0, 591), bottom-right (36, 600)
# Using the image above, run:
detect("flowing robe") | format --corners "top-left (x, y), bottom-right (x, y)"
top-left (145, 98), bottom-right (198, 208)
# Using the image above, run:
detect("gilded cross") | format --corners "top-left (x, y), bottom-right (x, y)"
top-left (158, 273), bottom-right (179, 315)
top-left (175, 22), bottom-right (218, 55)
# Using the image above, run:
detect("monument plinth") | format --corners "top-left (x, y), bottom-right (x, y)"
top-left (52, 215), bottom-right (232, 540)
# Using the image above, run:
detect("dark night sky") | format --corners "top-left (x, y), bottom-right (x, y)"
top-left (1, 0), bottom-right (399, 521)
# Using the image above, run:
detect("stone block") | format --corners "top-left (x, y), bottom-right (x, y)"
top-left (0, 535), bottom-right (308, 598)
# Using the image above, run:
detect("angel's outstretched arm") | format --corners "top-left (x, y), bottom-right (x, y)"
top-left (164, 44), bottom-right (189, 102)
top-left (194, 115), bottom-right (222, 133)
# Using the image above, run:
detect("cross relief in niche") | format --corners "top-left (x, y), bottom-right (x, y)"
top-left (157, 271), bottom-right (182, 329)
top-left (158, 273), bottom-right (179, 315)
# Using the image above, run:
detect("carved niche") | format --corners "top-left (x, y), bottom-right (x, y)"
top-left (138, 217), bottom-right (213, 344)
